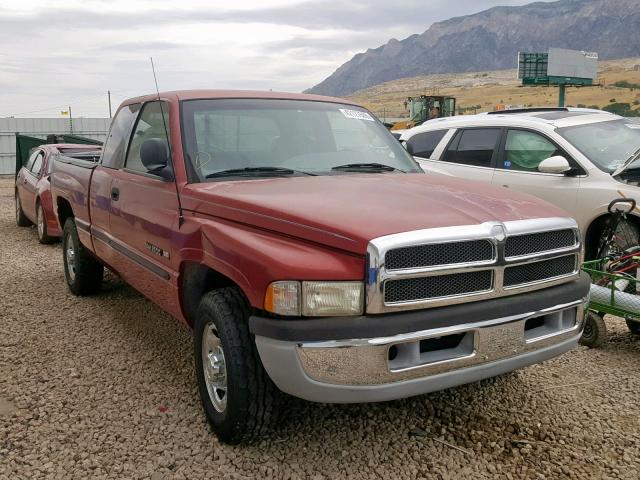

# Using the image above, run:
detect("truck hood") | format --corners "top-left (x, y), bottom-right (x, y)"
top-left (181, 173), bottom-right (569, 254)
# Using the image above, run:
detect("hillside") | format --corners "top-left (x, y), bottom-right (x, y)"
top-left (347, 57), bottom-right (640, 119)
top-left (307, 0), bottom-right (640, 97)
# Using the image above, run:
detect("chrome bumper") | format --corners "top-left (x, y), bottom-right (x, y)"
top-left (255, 299), bottom-right (586, 403)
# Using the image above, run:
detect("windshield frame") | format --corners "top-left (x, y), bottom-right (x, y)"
top-left (179, 97), bottom-right (421, 182)
top-left (556, 118), bottom-right (640, 174)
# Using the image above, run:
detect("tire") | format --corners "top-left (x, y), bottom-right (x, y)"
top-left (36, 202), bottom-right (56, 244)
top-left (62, 218), bottom-right (103, 296)
top-left (580, 311), bottom-right (607, 348)
top-left (625, 318), bottom-right (640, 336)
top-left (194, 287), bottom-right (280, 444)
top-left (600, 220), bottom-right (640, 258)
top-left (614, 220), bottom-right (640, 251)
top-left (15, 192), bottom-right (31, 227)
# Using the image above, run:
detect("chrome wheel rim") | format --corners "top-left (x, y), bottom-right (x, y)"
top-left (202, 323), bottom-right (227, 413)
top-left (65, 237), bottom-right (76, 281)
top-left (37, 206), bottom-right (44, 238)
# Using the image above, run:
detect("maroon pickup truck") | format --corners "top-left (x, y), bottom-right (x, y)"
top-left (51, 90), bottom-right (590, 443)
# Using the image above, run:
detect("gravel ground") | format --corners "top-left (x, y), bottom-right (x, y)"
top-left (1, 176), bottom-right (640, 479)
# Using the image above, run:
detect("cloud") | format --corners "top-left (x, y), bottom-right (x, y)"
top-left (0, 0), bottom-right (553, 117)
top-left (96, 41), bottom-right (185, 53)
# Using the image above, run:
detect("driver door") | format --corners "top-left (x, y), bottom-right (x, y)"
top-left (107, 101), bottom-right (181, 316)
top-left (19, 150), bottom-right (44, 219)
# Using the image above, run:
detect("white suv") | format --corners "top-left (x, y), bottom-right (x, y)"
top-left (400, 108), bottom-right (640, 258)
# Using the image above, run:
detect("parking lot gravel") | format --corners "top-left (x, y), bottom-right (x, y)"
top-left (1, 176), bottom-right (640, 479)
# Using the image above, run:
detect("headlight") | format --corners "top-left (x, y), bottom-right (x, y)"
top-left (264, 281), bottom-right (364, 317)
top-left (264, 281), bottom-right (301, 316)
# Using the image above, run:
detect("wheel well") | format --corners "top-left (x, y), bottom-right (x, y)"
top-left (56, 198), bottom-right (74, 228)
top-left (585, 213), bottom-right (640, 260)
top-left (180, 263), bottom-right (243, 327)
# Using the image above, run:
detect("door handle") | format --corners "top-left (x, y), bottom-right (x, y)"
top-left (111, 187), bottom-right (120, 201)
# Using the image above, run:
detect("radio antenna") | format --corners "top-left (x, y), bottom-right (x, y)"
top-left (151, 56), bottom-right (184, 227)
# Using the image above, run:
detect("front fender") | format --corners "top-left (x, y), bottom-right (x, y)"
top-left (179, 217), bottom-right (365, 309)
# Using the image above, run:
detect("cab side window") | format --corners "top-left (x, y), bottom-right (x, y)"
top-left (406, 130), bottom-right (448, 159)
top-left (501, 130), bottom-right (562, 172)
top-left (443, 128), bottom-right (501, 167)
top-left (29, 152), bottom-right (44, 176)
top-left (25, 150), bottom-right (40, 171)
top-left (101, 103), bottom-right (141, 169)
top-left (125, 101), bottom-right (169, 174)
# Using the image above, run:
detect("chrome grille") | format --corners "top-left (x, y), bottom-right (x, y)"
top-left (366, 218), bottom-right (582, 314)
top-left (505, 229), bottom-right (576, 258)
top-left (385, 240), bottom-right (494, 270)
top-left (504, 254), bottom-right (577, 287)
top-left (385, 271), bottom-right (493, 303)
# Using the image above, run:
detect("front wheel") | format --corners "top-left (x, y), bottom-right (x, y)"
top-left (15, 193), bottom-right (31, 227)
top-left (625, 318), bottom-right (640, 336)
top-left (62, 218), bottom-right (104, 296)
top-left (580, 311), bottom-right (607, 348)
top-left (36, 203), bottom-right (56, 244)
top-left (194, 288), bottom-right (280, 444)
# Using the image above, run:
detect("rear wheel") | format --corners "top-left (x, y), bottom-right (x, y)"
top-left (36, 203), bottom-right (56, 244)
top-left (580, 311), bottom-right (607, 348)
top-left (15, 193), bottom-right (31, 227)
top-left (194, 287), bottom-right (280, 444)
top-left (62, 218), bottom-right (103, 296)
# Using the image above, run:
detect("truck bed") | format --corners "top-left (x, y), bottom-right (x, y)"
top-left (50, 155), bottom-right (97, 245)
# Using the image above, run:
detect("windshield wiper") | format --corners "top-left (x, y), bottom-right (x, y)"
top-left (206, 167), bottom-right (316, 178)
top-left (331, 163), bottom-right (404, 173)
top-left (613, 147), bottom-right (640, 176)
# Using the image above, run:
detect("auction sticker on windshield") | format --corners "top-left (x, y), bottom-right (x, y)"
top-left (340, 109), bottom-right (375, 121)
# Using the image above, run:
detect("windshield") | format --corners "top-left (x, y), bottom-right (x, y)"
top-left (557, 119), bottom-right (640, 173)
top-left (181, 99), bottom-right (420, 181)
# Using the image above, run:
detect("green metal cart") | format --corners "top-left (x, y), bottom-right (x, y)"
top-left (581, 258), bottom-right (640, 347)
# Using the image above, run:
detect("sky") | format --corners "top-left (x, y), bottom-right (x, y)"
top-left (0, 0), bottom-right (552, 118)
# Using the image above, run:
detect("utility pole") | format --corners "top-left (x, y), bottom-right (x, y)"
top-left (108, 90), bottom-right (112, 118)
top-left (69, 105), bottom-right (73, 133)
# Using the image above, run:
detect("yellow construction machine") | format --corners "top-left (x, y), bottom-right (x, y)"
top-left (390, 95), bottom-right (456, 131)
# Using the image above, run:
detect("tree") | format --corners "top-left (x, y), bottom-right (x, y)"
top-left (603, 102), bottom-right (640, 117)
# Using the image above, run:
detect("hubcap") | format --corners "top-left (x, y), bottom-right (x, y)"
top-left (202, 323), bottom-right (227, 413)
top-left (584, 318), bottom-right (594, 338)
top-left (37, 206), bottom-right (44, 238)
top-left (65, 237), bottom-right (76, 281)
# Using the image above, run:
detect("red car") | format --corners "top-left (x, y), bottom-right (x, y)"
top-left (15, 144), bottom-right (101, 243)
top-left (51, 90), bottom-right (589, 443)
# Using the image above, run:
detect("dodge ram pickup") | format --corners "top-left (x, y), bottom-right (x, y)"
top-left (51, 90), bottom-right (590, 444)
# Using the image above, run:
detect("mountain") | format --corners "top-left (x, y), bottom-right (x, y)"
top-left (306, 0), bottom-right (640, 97)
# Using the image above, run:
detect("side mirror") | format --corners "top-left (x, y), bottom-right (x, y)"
top-left (405, 141), bottom-right (414, 155)
top-left (538, 155), bottom-right (571, 174)
top-left (140, 138), bottom-right (173, 180)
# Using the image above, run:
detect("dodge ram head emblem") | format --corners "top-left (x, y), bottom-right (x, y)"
top-left (490, 223), bottom-right (506, 242)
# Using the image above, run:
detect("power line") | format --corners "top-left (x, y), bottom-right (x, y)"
top-left (0, 91), bottom-right (129, 117)
top-left (1, 87), bottom-right (151, 118)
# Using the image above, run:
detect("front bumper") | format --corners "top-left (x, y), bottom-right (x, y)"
top-left (250, 273), bottom-right (590, 403)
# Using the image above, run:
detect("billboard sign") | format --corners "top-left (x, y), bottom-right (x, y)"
top-left (547, 48), bottom-right (598, 80)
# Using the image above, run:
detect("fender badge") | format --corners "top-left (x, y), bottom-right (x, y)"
top-left (145, 241), bottom-right (170, 259)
